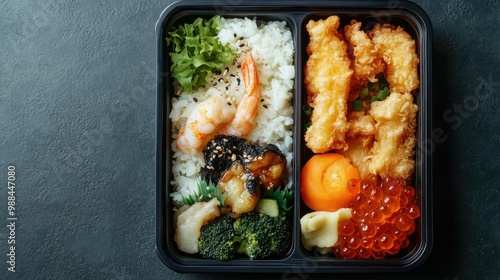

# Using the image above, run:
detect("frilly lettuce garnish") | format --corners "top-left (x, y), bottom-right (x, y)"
top-left (166, 15), bottom-right (236, 93)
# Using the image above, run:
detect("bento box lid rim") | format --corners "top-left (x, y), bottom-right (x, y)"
top-left (156, 0), bottom-right (432, 34)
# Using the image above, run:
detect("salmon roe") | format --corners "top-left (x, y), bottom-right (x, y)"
top-left (333, 177), bottom-right (420, 259)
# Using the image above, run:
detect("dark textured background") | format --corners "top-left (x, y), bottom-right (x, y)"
top-left (1, 0), bottom-right (499, 279)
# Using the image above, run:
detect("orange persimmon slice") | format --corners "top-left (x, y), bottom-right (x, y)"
top-left (301, 153), bottom-right (360, 212)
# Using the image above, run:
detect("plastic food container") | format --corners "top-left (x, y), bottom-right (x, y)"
top-left (156, 0), bottom-right (432, 273)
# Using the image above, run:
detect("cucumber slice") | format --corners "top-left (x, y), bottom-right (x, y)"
top-left (255, 199), bottom-right (279, 217)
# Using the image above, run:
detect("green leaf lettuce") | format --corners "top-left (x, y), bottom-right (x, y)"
top-left (166, 15), bottom-right (236, 93)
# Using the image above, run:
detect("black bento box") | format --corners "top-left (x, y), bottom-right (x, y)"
top-left (156, 0), bottom-right (432, 273)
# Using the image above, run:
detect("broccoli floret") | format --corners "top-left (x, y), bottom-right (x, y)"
top-left (198, 215), bottom-right (238, 260)
top-left (234, 212), bottom-right (292, 259)
top-left (198, 211), bottom-right (293, 260)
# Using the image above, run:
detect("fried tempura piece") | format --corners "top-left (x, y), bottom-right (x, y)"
top-left (338, 137), bottom-right (377, 182)
top-left (304, 16), bottom-right (353, 153)
top-left (339, 111), bottom-right (377, 182)
top-left (369, 24), bottom-right (419, 94)
top-left (344, 20), bottom-right (385, 100)
top-left (347, 110), bottom-right (376, 139)
top-left (369, 92), bottom-right (418, 180)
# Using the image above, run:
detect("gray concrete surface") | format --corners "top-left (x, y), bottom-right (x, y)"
top-left (1, 0), bottom-right (499, 279)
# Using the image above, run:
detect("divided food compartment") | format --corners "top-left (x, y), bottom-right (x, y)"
top-left (156, 0), bottom-right (432, 273)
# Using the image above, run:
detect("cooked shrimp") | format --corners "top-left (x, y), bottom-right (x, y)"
top-left (218, 161), bottom-right (261, 214)
top-left (176, 96), bottom-right (236, 155)
top-left (221, 54), bottom-right (261, 137)
top-left (174, 198), bottom-right (221, 254)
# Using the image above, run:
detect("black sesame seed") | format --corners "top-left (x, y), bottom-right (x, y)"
top-left (226, 87), bottom-right (229, 90)
top-left (227, 102), bottom-right (232, 106)
top-left (239, 44), bottom-right (245, 47)
top-left (234, 33), bottom-right (237, 38)
top-left (260, 99), bottom-right (264, 102)
top-left (213, 82), bottom-right (217, 86)
top-left (237, 78), bottom-right (241, 86)
top-left (230, 74), bottom-right (236, 77)
top-left (237, 64), bottom-right (241, 68)
top-left (263, 104), bottom-right (268, 109)
top-left (193, 97), bottom-right (198, 102)
top-left (239, 37), bottom-right (244, 40)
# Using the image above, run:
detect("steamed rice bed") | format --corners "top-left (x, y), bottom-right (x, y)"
top-left (169, 17), bottom-right (295, 203)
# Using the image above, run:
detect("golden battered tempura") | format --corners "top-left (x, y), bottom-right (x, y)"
top-left (339, 137), bottom-right (377, 182)
top-left (304, 17), bottom-right (420, 182)
top-left (344, 20), bottom-right (385, 100)
top-left (369, 24), bottom-right (419, 94)
top-left (304, 16), bottom-right (352, 153)
top-left (338, 111), bottom-right (377, 181)
top-left (346, 111), bottom-right (376, 139)
top-left (368, 92), bottom-right (418, 180)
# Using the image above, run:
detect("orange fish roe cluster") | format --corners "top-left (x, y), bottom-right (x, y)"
top-left (333, 177), bottom-right (420, 259)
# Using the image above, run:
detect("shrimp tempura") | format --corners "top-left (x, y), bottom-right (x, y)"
top-left (369, 92), bottom-right (418, 180)
top-left (369, 24), bottom-right (419, 94)
top-left (344, 20), bottom-right (385, 100)
top-left (304, 16), bottom-right (353, 153)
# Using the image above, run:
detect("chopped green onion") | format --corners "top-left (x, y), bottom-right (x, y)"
top-left (359, 87), bottom-right (369, 99)
top-left (377, 86), bottom-right (390, 101)
top-left (370, 96), bottom-right (379, 103)
top-left (302, 104), bottom-right (312, 116)
top-left (305, 121), bottom-right (312, 128)
top-left (352, 99), bottom-right (363, 111)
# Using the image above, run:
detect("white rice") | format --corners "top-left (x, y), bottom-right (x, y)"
top-left (169, 17), bottom-right (295, 203)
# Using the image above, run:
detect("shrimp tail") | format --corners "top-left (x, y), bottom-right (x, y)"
top-left (222, 54), bottom-right (261, 137)
top-left (177, 54), bottom-right (262, 155)
top-left (241, 54), bottom-right (259, 100)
